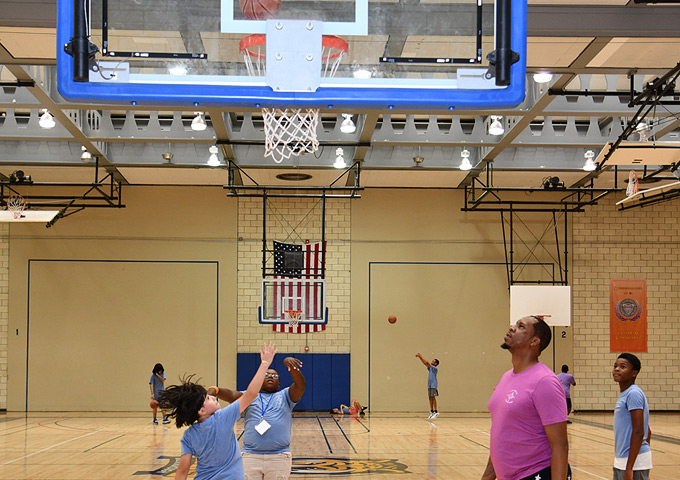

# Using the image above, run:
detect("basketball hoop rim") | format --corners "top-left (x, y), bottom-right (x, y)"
top-left (7, 193), bottom-right (27, 220)
top-left (627, 170), bottom-right (639, 196)
top-left (239, 34), bottom-right (349, 61)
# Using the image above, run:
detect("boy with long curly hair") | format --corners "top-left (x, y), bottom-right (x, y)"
top-left (159, 342), bottom-right (277, 480)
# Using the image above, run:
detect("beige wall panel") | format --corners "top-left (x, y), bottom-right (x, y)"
top-left (351, 189), bottom-right (571, 412)
top-left (7, 187), bottom-right (238, 411)
top-left (370, 262), bottom-right (510, 412)
top-left (24, 260), bottom-right (217, 411)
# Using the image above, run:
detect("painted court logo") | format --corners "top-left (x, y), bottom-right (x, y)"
top-left (615, 299), bottom-right (641, 322)
top-left (292, 458), bottom-right (409, 475)
top-left (135, 456), bottom-right (409, 476)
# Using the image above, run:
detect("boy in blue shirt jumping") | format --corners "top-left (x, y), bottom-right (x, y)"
top-left (159, 342), bottom-right (277, 480)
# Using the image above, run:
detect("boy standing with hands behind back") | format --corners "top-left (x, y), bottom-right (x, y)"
top-left (612, 353), bottom-right (652, 480)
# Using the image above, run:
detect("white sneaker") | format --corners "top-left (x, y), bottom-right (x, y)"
top-left (427, 412), bottom-right (434, 419)
top-left (432, 412), bottom-right (439, 418)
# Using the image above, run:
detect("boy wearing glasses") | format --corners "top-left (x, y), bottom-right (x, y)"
top-left (208, 356), bottom-right (306, 480)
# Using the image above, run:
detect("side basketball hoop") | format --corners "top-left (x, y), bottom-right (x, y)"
top-left (626, 170), bottom-right (639, 197)
top-left (284, 309), bottom-right (303, 329)
top-left (239, 34), bottom-right (348, 163)
top-left (7, 194), bottom-right (26, 220)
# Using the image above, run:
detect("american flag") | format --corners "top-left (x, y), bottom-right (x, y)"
top-left (271, 241), bottom-right (326, 334)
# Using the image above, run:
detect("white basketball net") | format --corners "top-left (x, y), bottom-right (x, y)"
top-left (7, 194), bottom-right (26, 220)
top-left (626, 170), bottom-right (639, 197)
top-left (263, 108), bottom-right (320, 163)
top-left (240, 35), bottom-right (347, 164)
top-left (284, 310), bottom-right (302, 329)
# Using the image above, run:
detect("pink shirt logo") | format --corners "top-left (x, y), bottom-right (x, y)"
top-left (505, 390), bottom-right (518, 403)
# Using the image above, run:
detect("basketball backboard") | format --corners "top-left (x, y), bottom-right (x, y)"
top-left (56, 0), bottom-right (526, 110)
top-left (0, 210), bottom-right (59, 222)
top-left (509, 285), bottom-right (571, 327)
top-left (259, 278), bottom-right (328, 324)
top-left (595, 141), bottom-right (680, 166)
top-left (616, 180), bottom-right (680, 209)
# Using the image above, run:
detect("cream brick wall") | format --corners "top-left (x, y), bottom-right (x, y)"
top-left (572, 195), bottom-right (680, 411)
top-left (0, 223), bottom-right (8, 410)
top-left (237, 196), bottom-right (350, 353)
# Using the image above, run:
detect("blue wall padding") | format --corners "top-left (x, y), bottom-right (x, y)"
top-left (236, 353), bottom-right (350, 411)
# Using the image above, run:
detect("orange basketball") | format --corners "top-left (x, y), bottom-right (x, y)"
top-left (388, 315), bottom-right (397, 324)
top-left (240, 0), bottom-right (281, 20)
top-left (150, 400), bottom-right (159, 409)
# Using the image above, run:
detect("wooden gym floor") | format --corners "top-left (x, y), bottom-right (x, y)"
top-left (0, 411), bottom-right (678, 479)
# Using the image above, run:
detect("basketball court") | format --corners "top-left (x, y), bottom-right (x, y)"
top-left (1, 0), bottom-right (680, 479)
top-left (0, 412), bottom-right (679, 479)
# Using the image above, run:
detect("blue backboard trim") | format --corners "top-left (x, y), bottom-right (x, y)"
top-left (57, 0), bottom-right (526, 110)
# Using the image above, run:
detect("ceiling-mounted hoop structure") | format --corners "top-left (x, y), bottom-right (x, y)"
top-left (0, 162), bottom-right (125, 228)
top-left (596, 64), bottom-right (680, 172)
top-left (462, 162), bottom-right (623, 213)
top-left (224, 159), bottom-right (363, 198)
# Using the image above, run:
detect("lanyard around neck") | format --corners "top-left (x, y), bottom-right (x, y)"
top-left (259, 392), bottom-right (274, 418)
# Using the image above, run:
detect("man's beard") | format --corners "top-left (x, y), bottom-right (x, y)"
top-left (501, 343), bottom-right (510, 350)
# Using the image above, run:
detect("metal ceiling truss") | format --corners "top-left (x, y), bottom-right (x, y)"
top-left (0, 160), bottom-right (124, 227)
top-left (501, 208), bottom-right (568, 288)
top-left (462, 162), bottom-right (623, 213)
top-left (597, 63), bottom-right (680, 171)
top-left (225, 159), bottom-right (363, 198)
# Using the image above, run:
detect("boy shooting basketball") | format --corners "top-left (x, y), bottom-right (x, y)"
top-left (415, 353), bottom-right (439, 419)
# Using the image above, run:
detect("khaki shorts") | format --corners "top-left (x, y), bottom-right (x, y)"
top-left (243, 451), bottom-right (292, 480)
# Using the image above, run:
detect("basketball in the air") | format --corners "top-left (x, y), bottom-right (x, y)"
top-left (240, 0), bottom-right (281, 20)
top-left (150, 400), bottom-right (159, 409)
top-left (388, 315), bottom-right (397, 324)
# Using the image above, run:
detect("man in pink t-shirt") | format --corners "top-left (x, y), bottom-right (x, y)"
top-left (481, 316), bottom-right (570, 480)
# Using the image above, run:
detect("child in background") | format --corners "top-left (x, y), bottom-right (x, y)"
top-left (331, 399), bottom-right (366, 416)
top-left (557, 364), bottom-right (576, 423)
top-left (149, 363), bottom-right (170, 425)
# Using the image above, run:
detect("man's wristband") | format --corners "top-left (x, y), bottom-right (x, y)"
top-left (262, 360), bottom-right (269, 364)
top-left (209, 386), bottom-right (219, 395)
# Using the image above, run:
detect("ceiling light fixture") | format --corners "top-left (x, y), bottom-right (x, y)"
top-left (333, 148), bottom-right (347, 169)
top-left (39, 109), bottom-right (56, 129)
top-left (488, 115), bottom-right (504, 136)
top-left (533, 72), bottom-right (553, 84)
top-left (583, 150), bottom-right (597, 171)
top-left (80, 146), bottom-right (92, 161)
top-left (191, 112), bottom-right (207, 131)
top-left (459, 149), bottom-right (472, 171)
top-left (207, 145), bottom-right (221, 167)
top-left (168, 65), bottom-right (188, 76)
top-left (634, 121), bottom-right (650, 142)
top-left (353, 69), bottom-right (372, 79)
top-left (340, 114), bottom-right (356, 133)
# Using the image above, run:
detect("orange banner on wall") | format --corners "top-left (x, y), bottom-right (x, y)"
top-left (610, 279), bottom-right (647, 352)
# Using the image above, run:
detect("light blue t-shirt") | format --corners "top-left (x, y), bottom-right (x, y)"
top-left (181, 401), bottom-right (243, 480)
top-left (427, 366), bottom-right (438, 389)
top-left (149, 372), bottom-right (166, 399)
top-left (242, 387), bottom-right (297, 454)
top-left (614, 384), bottom-right (650, 459)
